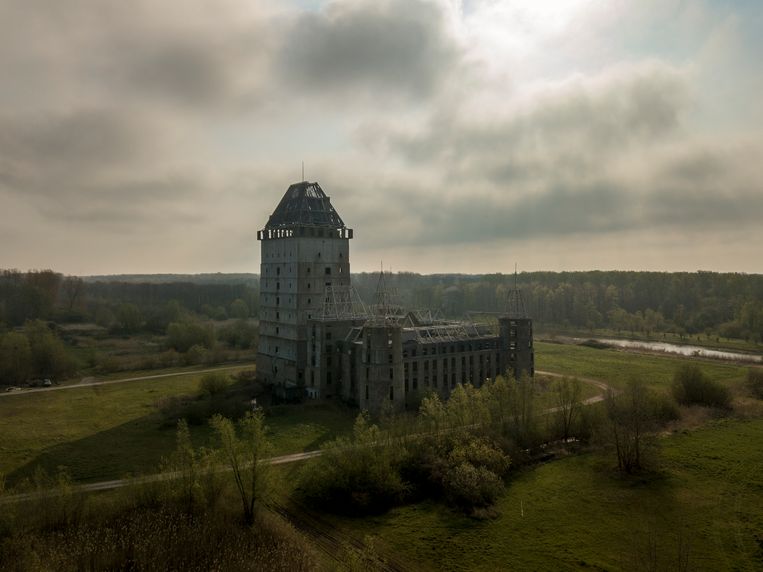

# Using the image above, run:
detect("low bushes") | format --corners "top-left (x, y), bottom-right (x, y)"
top-left (747, 368), bottom-right (763, 399)
top-left (158, 373), bottom-right (255, 427)
top-left (199, 372), bottom-right (231, 397)
top-left (299, 411), bottom-right (512, 517)
top-left (671, 364), bottom-right (731, 409)
top-left (298, 414), bottom-right (408, 515)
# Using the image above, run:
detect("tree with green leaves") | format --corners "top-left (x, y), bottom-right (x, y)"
top-left (24, 320), bottom-right (75, 379)
top-left (164, 419), bottom-right (200, 514)
top-left (210, 411), bottom-right (271, 525)
top-left (0, 332), bottom-right (33, 384)
top-left (506, 372), bottom-right (537, 447)
top-left (229, 298), bottom-right (250, 319)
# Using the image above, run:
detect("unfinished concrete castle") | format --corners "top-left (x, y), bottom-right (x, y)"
top-left (257, 181), bottom-right (534, 414)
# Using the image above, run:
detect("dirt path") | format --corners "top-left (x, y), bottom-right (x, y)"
top-left (536, 369), bottom-right (613, 406)
top-left (0, 449), bottom-right (324, 505)
top-left (0, 363), bottom-right (255, 399)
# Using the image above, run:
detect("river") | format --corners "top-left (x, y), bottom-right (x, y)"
top-left (572, 337), bottom-right (762, 364)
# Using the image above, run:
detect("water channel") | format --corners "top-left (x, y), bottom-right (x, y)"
top-left (573, 337), bottom-right (762, 364)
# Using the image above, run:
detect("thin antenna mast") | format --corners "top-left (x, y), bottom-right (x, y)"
top-left (302, 161), bottom-right (304, 182)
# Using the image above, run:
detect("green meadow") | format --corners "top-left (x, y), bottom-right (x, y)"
top-left (1, 342), bottom-right (761, 571)
top-left (322, 417), bottom-right (763, 571)
top-left (0, 365), bottom-right (356, 486)
top-left (535, 340), bottom-right (749, 392)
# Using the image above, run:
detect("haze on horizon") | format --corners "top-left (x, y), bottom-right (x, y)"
top-left (1, 0), bottom-right (761, 276)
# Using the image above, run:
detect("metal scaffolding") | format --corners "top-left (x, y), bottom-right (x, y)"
top-left (367, 270), bottom-right (407, 326)
top-left (321, 284), bottom-right (369, 320)
top-left (412, 320), bottom-right (486, 343)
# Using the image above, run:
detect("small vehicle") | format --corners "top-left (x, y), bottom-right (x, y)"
top-left (43, 379), bottom-right (52, 387)
top-left (4, 386), bottom-right (21, 392)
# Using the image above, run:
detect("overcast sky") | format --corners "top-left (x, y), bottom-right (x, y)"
top-left (1, 0), bottom-right (761, 275)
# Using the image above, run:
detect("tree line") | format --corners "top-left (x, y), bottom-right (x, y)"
top-left (2, 269), bottom-right (761, 343)
top-left (353, 270), bottom-right (763, 342)
top-left (0, 269), bottom-right (258, 331)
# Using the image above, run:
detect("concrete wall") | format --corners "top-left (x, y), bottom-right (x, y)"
top-left (356, 324), bottom-right (405, 416)
top-left (401, 338), bottom-right (502, 403)
top-left (499, 317), bottom-right (535, 380)
top-left (304, 318), bottom-right (363, 399)
top-left (258, 228), bottom-right (351, 387)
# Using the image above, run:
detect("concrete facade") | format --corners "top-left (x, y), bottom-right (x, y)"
top-left (306, 314), bottom-right (534, 415)
top-left (257, 182), bottom-right (352, 389)
top-left (258, 180), bottom-right (534, 414)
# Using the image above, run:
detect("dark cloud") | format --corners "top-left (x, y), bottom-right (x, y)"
top-left (383, 64), bottom-right (690, 183)
top-left (0, 111), bottom-right (146, 175)
top-left (278, 0), bottom-right (459, 99)
top-left (0, 0), bottom-right (759, 273)
top-left (0, 0), bottom-right (271, 113)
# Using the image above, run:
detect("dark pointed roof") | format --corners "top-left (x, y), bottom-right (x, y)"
top-left (506, 288), bottom-right (528, 319)
top-left (265, 181), bottom-right (346, 229)
top-left (505, 269), bottom-right (528, 319)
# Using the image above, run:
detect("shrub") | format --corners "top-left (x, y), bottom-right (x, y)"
top-left (166, 321), bottom-right (215, 353)
top-left (747, 368), bottom-right (763, 399)
top-left (653, 393), bottom-right (681, 424)
top-left (198, 373), bottom-right (230, 397)
top-left (448, 437), bottom-right (511, 478)
top-left (184, 344), bottom-right (208, 365)
top-left (299, 414), bottom-right (409, 515)
top-left (671, 365), bottom-right (731, 409)
top-left (219, 320), bottom-right (258, 349)
top-left (443, 463), bottom-right (504, 510)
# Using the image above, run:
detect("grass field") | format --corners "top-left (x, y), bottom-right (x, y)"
top-left (0, 366), bottom-right (357, 486)
top-left (323, 417), bottom-right (763, 571)
top-left (535, 341), bottom-right (749, 392)
top-left (1, 342), bottom-right (761, 569)
top-left (1, 342), bottom-right (753, 487)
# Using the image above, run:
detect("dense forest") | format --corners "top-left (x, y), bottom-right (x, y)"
top-left (1, 269), bottom-right (762, 343)
top-left (353, 271), bottom-right (763, 343)
top-left (0, 270), bottom-right (258, 330)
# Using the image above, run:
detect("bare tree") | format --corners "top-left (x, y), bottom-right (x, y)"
top-left (553, 376), bottom-right (582, 441)
top-left (61, 276), bottom-right (85, 312)
top-left (605, 379), bottom-right (655, 474)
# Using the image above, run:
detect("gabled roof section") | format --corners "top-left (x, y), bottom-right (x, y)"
top-left (505, 269), bottom-right (528, 319)
top-left (265, 181), bottom-right (346, 229)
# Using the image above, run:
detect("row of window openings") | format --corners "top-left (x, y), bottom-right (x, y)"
top-left (271, 288), bottom-right (329, 306)
top-left (403, 341), bottom-right (499, 357)
top-left (265, 227), bottom-right (349, 239)
top-left (404, 373), bottom-right (463, 391)
top-left (402, 354), bottom-right (497, 372)
top-left (266, 264), bottom-right (342, 276)
top-left (366, 350), bottom-right (498, 367)
top-left (265, 249), bottom-right (340, 259)
top-left (360, 385), bottom-right (395, 402)
top-left (273, 280), bottom-right (334, 292)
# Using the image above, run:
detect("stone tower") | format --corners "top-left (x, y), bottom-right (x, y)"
top-left (357, 271), bottom-right (406, 415)
top-left (498, 276), bottom-right (535, 380)
top-left (257, 181), bottom-right (353, 390)
top-left (358, 322), bottom-right (405, 415)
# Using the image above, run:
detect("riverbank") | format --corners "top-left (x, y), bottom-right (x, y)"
top-left (541, 335), bottom-right (762, 365)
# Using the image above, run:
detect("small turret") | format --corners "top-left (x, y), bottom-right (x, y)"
top-left (498, 269), bottom-right (534, 380)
